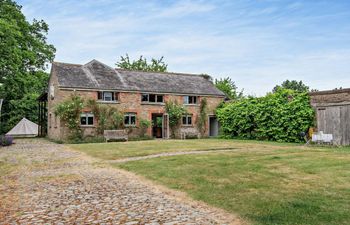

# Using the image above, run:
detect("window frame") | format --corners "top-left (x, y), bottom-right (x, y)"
top-left (97, 91), bottom-right (119, 102)
top-left (80, 112), bottom-right (94, 126)
top-left (183, 96), bottom-right (198, 105)
top-left (124, 112), bottom-right (137, 127)
top-left (103, 92), bottom-right (113, 101)
top-left (182, 114), bottom-right (193, 126)
top-left (141, 93), bottom-right (164, 104)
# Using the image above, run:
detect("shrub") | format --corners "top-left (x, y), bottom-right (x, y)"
top-left (139, 119), bottom-right (151, 137)
top-left (0, 135), bottom-right (13, 146)
top-left (216, 89), bottom-right (315, 142)
top-left (128, 135), bottom-right (153, 141)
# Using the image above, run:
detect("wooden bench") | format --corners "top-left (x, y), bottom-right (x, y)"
top-left (104, 130), bottom-right (128, 142)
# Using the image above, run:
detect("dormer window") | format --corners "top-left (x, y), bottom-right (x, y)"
top-left (183, 96), bottom-right (198, 105)
top-left (97, 91), bottom-right (119, 102)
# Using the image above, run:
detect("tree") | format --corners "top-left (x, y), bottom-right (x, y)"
top-left (215, 77), bottom-right (243, 100)
top-left (0, 0), bottom-right (55, 133)
top-left (273, 80), bottom-right (309, 93)
top-left (116, 54), bottom-right (167, 72)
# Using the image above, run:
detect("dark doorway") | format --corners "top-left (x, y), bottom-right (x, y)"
top-left (209, 116), bottom-right (219, 137)
top-left (152, 114), bottom-right (163, 138)
top-left (37, 92), bottom-right (48, 137)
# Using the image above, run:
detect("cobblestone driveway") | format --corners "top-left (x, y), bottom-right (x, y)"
top-left (0, 139), bottom-right (242, 225)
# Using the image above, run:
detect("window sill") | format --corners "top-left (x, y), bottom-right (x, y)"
top-left (80, 125), bottom-right (95, 128)
top-left (141, 102), bottom-right (165, 106)
top-left (97, 100), bottom-right (119, 104)
top-left (125, 125), bottom-right (137, 128)
top-left (181, 125), bottom-right (194, 127)
top-left (183, 104), bottom-right (198, 106)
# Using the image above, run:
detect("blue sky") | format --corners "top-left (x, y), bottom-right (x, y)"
top-left (18, 0), bottom-right (350, 95)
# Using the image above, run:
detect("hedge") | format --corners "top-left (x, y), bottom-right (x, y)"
top-left (216, 89), bottom-right (315, 142)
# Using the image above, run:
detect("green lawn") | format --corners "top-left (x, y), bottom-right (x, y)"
top-left (69, 139), bottom-right (350, 225)
top-left (68, 138), bottom-right (301, 160)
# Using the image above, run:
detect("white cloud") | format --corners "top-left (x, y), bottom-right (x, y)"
top-left (17, 0), bottom-right (350, 95)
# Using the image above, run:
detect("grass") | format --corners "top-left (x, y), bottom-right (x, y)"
top-left (68, 139), bottom-right (350, 224)
top-left (109, 141), bottom-right (350, 225)
top-left (68, 138), bottom-right (302, 160)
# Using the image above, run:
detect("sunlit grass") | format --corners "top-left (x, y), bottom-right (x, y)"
top-left (114, 144), bottom-right (350, 225)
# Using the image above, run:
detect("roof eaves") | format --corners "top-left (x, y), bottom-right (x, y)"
top-left (58, 85), bottom-right (225, 97)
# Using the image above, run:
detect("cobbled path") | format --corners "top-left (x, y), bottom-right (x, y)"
top-left (0, 139), bottom-right (242, 225)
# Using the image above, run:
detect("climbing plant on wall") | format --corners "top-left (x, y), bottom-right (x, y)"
top-left (54, 94), bottom-right (84, 140)
top-left (197, 98), bottom-right (208, 138)
top-left (165, 100), bottom-right (186, 138)
top-left (86, 99), bottom-right (124, 134)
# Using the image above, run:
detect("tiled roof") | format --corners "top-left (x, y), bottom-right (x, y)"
top-left (52, 59), bottom-right (225, 96)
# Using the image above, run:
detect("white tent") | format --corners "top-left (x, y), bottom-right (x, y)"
top-left (6, 118), bottom-right (38, 137)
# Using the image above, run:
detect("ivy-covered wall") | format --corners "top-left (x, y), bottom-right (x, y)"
top-left (216, 89), bottom-right (315, 142)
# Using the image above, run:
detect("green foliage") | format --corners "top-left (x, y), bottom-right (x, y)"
top-left (86, 99), bottom-right (124, 134)
top-left (216, 89), bottom-right (315, 142)
top-left (197, 98), bottom-right (208, 137)
top-left (165, 100), bottom-right (186, 137)
top-left (54, 94), bottom-right (84, 140)
top-left (116, 54), bottom-right (167, 72)
top-left (66, 136), bottom-right (105, 144)
top-left (215, 77), bottom-right (243, 100)
top-left (139, 119), bottom-right (151, 137)
top-left (0, 0), bottom-right (55, 133)
top-left (273, 80), bottom-right (310, 93)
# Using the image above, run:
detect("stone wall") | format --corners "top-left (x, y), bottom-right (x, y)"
top-left (47, 71), bottom-right (224, 140)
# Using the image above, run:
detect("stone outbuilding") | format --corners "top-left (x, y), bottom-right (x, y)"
top-left (47, 60), bottom-right (225, 141)
top-left (309, 88), bottom-right (350, 145)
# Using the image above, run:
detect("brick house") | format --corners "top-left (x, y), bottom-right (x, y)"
top-left (47, 60), bottom-right (225, 140)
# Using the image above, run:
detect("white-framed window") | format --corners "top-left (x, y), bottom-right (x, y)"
top-left (183, 96), bottom-right (198, 104)
top-left (141, 93), bottom-right (164, 103)
top-left (182, 115), bottom-right (192, 126)
top-left (80, 113), bottom-right (94, 126)
top-left (103, 92), bottom-right (113, 101)
top-left (124, 113), bottom-right (136, 126)
top-left (97, 91), bottom-right (118, 102)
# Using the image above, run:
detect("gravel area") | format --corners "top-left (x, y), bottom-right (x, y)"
top-left (0, 139), bottom-right (242, 225)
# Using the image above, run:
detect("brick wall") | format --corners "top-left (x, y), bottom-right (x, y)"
top-left (48, 71), bottom-right (224, 140)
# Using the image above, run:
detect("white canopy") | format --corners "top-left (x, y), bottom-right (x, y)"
top-left (6, 118), bottom-right (38, 137)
